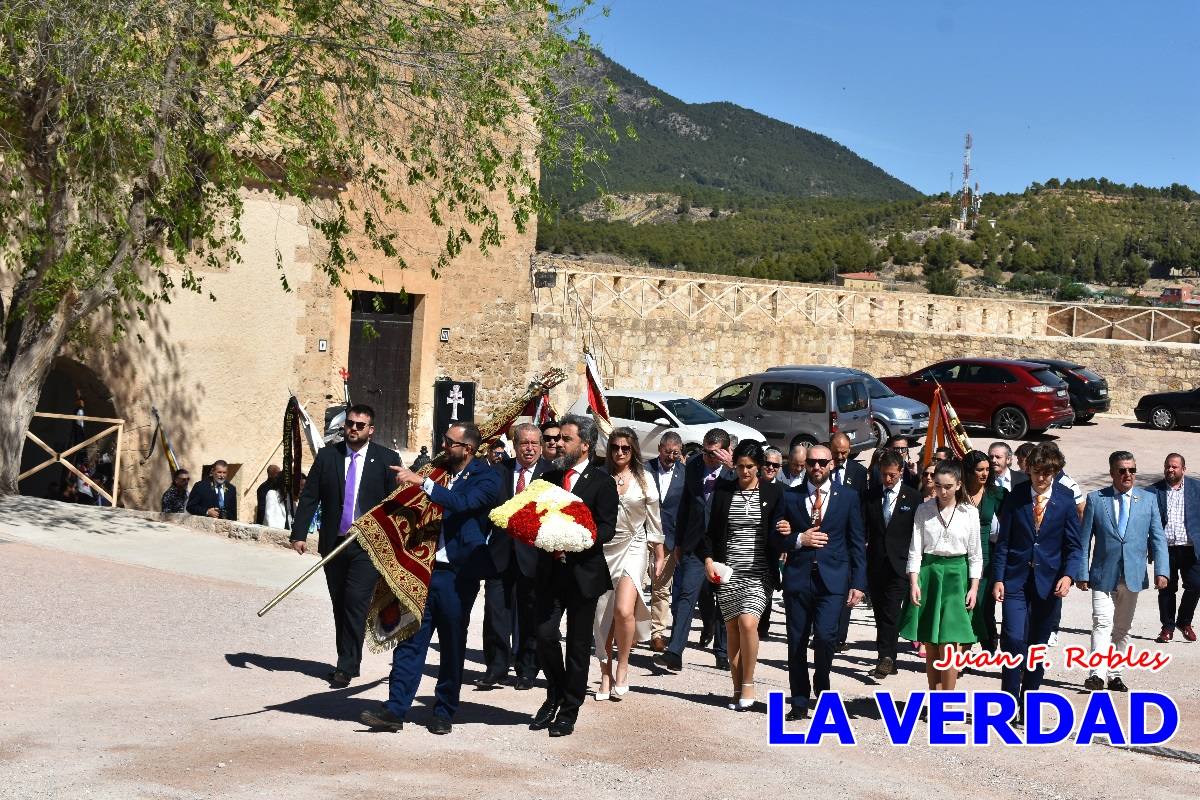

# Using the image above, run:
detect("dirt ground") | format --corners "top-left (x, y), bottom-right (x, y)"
top-left (3, 417), bottom-right (1200, 799)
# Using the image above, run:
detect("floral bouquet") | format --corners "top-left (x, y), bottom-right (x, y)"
top-left (488, 479), bottom-right (597, 553)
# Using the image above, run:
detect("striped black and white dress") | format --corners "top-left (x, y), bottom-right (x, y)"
top-left (716, 488), bottom-right (771, 621)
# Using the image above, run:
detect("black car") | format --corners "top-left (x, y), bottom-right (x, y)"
top-left (1135, 387), bottom-right (1200, 431)
top-left (1025, 358), bottom-right (1110, 422)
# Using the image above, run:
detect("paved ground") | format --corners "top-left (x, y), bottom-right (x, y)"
top-left (3, 417), bottom-right (1200, 799)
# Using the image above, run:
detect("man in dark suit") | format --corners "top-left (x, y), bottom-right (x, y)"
top-left (1151, 452), bottom-right (1200, 643)
top-left (992, 443), bottom-right (1083, 708)
top-left (989, 441), bottom-right (1027, 492)
top-left (652, 428), bottom-right (734, 673)
top-left (863, 449), bottom-right (921, 679)
top-left (361, 422), bottom-right (502, 735)
top-left (186, 460), bottom-right (237, 520)
top-left (479, 422), bottom-right (547, 689)
top-left (772, 444), bottom-right (866, 721)
top-left (645, 431), bottom-right (686, 652)
top-left (530, 414), bottom-right (618, 738)
top-left (829, 433), bottom-right (868, 651)
top-left (290, 404), bottom-right (402, 688)
top-left (255, 464), bottom-right (280, 525)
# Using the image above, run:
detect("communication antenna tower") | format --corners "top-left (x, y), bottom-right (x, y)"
top-left (960, 132), bottom-right (972, 225)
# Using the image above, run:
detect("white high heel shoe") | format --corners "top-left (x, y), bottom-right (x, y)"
top-left (612, 684), bottom-right (630, 700)
top-left (737, 683), bottom-right (759, 710)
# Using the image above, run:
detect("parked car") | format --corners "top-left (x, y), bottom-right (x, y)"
top-left (767, 365), bottom-right (929, 445)
top-left (566, 390), bottom-right (763, 456)
top-left (1024, 358), bottom-right (1111, 422)
top-left (1134, 387), bottom-right (1200, 431)
top-left (702, 368), bottom-right (877, 454)
top-left (880, 358), bottom-right (1074, 440)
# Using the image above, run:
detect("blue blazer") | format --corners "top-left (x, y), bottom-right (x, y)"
top-left (1151, 476), bottom-right (1200, 559)
top-left (1080, 486), bottom-right (1167, 592)
top-left (993, 481), bottom-right (1083, 599)
top-left (186, 479), bottom-right (238, 520)
top-left (645, 457), bottom-right (686, 551)
top-left (426, 457), bottom-right (503, 576)
top-left (771, 482), bottom-right (867, 596)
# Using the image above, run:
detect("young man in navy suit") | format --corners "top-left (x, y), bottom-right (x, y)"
top-left (772, 444), bottom-right (867, 721)
top-left (361, 422), bottom-right (502, 735)
top-left (1151, 453), bottom-right (1200, 642)
top-left (1076, 450), bottom-right (1167, 692)
top-left (644, 431), bottom-right (686, 652)
top-left (992, 443), bottom-right (1083, 711)
top-left (291, 405), bottom-right (402, 688)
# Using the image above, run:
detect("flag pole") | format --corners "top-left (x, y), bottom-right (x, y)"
top-left (257, 532), bottom-right (358, 617)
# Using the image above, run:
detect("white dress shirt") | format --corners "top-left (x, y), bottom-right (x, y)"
top-left (652, 458), bottom-right (675, 500)
top-left (430, 466), bottom-right (466, 564)
top-left (907, 498), bottom-right (983, 579)
top-left (995, 469), bottom-right (1016, 492)
top-left (512, 461), bottom-right (536, 494)
top-left (793, 479), bottom-right (831, 549)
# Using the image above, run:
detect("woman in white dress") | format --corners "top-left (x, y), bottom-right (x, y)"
top-left (593, 427), bottom-right (665, 700)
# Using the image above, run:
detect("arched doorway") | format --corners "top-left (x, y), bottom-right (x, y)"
top-left (19, 357), bottom-right (121, 501)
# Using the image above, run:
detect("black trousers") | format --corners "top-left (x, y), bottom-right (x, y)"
top-left (867, 559), bottom-right (909, 661)
top-left (1159, 544), bottom-right (1200, 628)
top-left (322, 538), bottom-right (379, 676)
top-left (482, 564), bottom-right (539, 680)
top-left (535, 563), bottom-right (598, 724)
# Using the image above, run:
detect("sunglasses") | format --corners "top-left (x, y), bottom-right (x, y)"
top-left (610, 444), bottom-right (632, 454)
top-left (806, 458), bottom-right (831, 467)
top-left (543, 434), bottom-right (562, 442)
top-left (763, 462), bottom-right (782, 470)
top-left (702, 449), bottom-right (722, 458)
top-left (1115, 467), bottom-right (1137, 475)
top-left (443, 436), bottom-right (468, 449)
top-left (922, 470), bottom-right (936, 478)
top-left (344, 420), bottom-right (370, 431)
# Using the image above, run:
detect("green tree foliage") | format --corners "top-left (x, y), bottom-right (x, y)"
top-left (925, 268), bottom-right (958, 296)
top-left (1124, 253), bottom-right (1151, 286)
top-left (0, 0), bottom-right (613, 492)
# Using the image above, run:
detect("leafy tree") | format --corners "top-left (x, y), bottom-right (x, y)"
top-left (1124, 253), bottom-right (1150, 286)
top-left (1009, 242), bottom-right (1042, 272)
top-left (924, 233), bottom-right (959, 271)
top-left (0, 0), bottom-right (611, 492)
top-left (925, 268), bottom-right (958, 296)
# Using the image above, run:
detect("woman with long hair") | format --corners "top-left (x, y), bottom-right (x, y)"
top-left (899, 460), bottom-right (981, 694)
top-left (700, 440), bottom-right (784, 709)
top-left (593, 427), bottom-right (664, 700)
top-left (962, 449), bottom-right (1006, 652)
top-left (919, 462), bottom-right (938, 500)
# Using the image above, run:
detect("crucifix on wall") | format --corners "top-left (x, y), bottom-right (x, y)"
top-left (432, 379), bottom-right (475, 455)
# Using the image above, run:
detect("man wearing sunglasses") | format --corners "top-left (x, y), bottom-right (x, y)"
top-left (645, 431), bottom-right (687, 652)
top-left (771, 444), bottom-right (866, 722)
top-left (540, 422), bottom-right (562, 463)
top-left (291, 404), bottom-right (403, 689)
top-left (1076, 451), bottom-right (1167, 693)
top-left (362, 422), bottom-right (502, 735)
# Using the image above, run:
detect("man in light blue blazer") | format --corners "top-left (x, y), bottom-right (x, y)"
top-left (1076, 450), bottom-right (1168, 693)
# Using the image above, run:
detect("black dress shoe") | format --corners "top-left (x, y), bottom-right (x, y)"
top-left (360, 707), bottom-right (405, 731)
top-left (477, 671), bottom-right (504, 688)
top-left (529, 701), bottom-right (558, 730)
top-left (870, 657), bottom-right (896, 680)
top-left (515, 676), bottom-right (535, 691)
top-left (715, 656), bottom-right (730, 670)
top-left (785, 707), bottom-right (809, 722)
top-left (329, 669), bottom-right (351, 689)
top-left (652, 652), bottom-right (682, 672)
top-left (1107, 676), bottom-right (1129, 692)
top-left (548, 718), bottom-right (575, 737)
top-left (700, 624), bottom-right (714, 648)
top-left (1083, 675), bottom-right (1105, 692)
top-left (427, 717), bottom-right (452, 735)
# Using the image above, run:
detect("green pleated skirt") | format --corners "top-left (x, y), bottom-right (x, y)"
top-left (899, 553), bottom-right (977, 645)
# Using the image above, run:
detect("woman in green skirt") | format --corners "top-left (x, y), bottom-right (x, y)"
top-left (963, 450), bottom-right (1006, 652)
top-left (899, 460), bottom-right (982, 691)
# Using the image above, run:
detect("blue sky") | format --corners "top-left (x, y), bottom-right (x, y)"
top-left (580, 2), bottom-right (1200, 195)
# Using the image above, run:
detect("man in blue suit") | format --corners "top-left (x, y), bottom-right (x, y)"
top-left (1077, 450), bottom-right (1167, 692)
top-left (1151, 453), bottom-right (1200, 643)
top-left (361, 422), bottom-right (502, 735)
top-left (644, 431), bottom-right (686, 652)
top-left (653, 428), bottom-right (733, 672)
top-left (771, 444), bottom-right (866, 721)
top-left (993, 443), bottom-right (1083, 709)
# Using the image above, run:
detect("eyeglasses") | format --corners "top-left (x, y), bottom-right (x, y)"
top-left (1115, 467), bottom-right (1137, 475)
top-left (344, 420), bottom-right (370, 431)
top-left (610, 444), bottom-right (632, 454)
top-left (661, 450), bottom-right (682, 458)
top-left (806, 458), bottom-right (831, 467)
top-left (443, 436), bottom-right (468, 449)
top-left (763, 462), bottom-right (782, 470)
top-left (702, 448), bottom-right (722, 458)
top-left (543, 434), bottom-right (562, 442)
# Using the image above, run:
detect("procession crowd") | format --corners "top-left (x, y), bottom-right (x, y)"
top-left (181, 403), bottom-right (1197, 737)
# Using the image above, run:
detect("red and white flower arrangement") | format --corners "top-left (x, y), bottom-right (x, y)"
top-left (488, 479), bottom-right (597, 553)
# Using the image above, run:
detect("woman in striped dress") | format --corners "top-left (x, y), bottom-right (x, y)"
top-left (700, 440), bottom-right (784, 710)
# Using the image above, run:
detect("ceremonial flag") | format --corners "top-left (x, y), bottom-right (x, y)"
top-left (583, 351), bottom-right (612, 435)
top-left (282, 397), bottom-right (306, 512)
top-left (294, 396), bottom-right (324, 458)
top-left (152, 407), bottom-right (180, 474)
top-left (920, 387), bottom-right (973, 467)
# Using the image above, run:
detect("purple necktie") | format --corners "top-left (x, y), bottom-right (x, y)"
top-left (339, 451), bottom-right (359, 535)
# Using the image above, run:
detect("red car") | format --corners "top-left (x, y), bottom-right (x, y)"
top-left (880, 358), bottom-right (1074, 440)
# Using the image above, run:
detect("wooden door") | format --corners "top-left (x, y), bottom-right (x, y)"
top-left (348, 292), bottom-right (416, 450)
